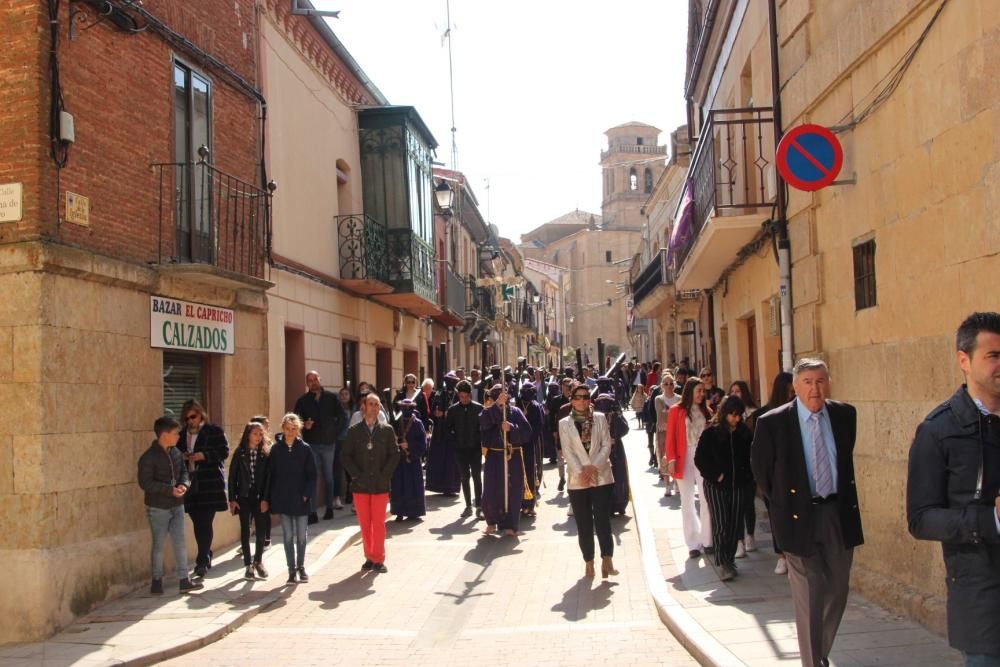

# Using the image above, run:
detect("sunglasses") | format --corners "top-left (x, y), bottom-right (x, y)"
top-left (572, 394), bottom-right (590, 401)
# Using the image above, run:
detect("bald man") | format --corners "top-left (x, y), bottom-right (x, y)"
top-left (294, 371), bottom-right (346, 523)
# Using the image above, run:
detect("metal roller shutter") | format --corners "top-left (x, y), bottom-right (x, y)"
top-left (162, 351), bottom-right (205, 417)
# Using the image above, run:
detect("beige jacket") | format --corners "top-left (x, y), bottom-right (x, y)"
top-left (559, 412), bottom-right (614, 490)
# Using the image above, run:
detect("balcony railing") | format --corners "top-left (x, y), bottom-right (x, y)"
top-left (386, 229), bottom-right (436, 303)
top-left (153, 157), bottom-right (272, 279)
top-left (600, 144), bottom-right (668, 161)
top-left (336, 214), bottom-right (388, 283)
top-left (465, 278), bottom-right (496, 321)
top-left (632, 248), bottom-right (673, 306)
top-left (674, 107), bottom-right (775, 268)
top-left (507, 297), bottom-right (537, 331)
top-left (440, 265), bottom-right (467, 316)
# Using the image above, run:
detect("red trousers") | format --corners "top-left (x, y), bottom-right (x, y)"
top-left (354, 492), bottom-right (389, 564)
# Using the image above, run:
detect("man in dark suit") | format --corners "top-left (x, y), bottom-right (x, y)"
top-left (751, 358), bottom-right (864, 667)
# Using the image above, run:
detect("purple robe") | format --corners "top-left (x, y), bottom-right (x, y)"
top-left (480, 403), bottom-right (531, 530)
top-left (520, 399), bottom-right (545, 512)
top-left (608, 410), bottom-right (631, 514)
top-left (390, 414), bottom-right (427, 518)
top-left (424, 391), bottom-right (461, 494)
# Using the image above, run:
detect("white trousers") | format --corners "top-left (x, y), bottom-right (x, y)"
top-left (676, 468), bottom-right (713, 551)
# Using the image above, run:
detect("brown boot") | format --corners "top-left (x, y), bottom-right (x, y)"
top-left (601, 556), bottom-right (619, 578)
top-left (584, 560), bottom-right (595, 577)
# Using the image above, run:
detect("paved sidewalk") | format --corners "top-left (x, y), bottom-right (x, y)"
top-left (158, 488), bottom-right (697, 667)
top-left (623, 420), bottom-right (962, 667)
top-left (0, 512), bottom-right (361, 667)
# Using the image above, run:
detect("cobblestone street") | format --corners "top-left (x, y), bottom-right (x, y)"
top-left (162, 473), bottom-right (697, 666)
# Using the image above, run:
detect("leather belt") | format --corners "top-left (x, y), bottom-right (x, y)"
top-left (811, 494), bottom-right (838, 505)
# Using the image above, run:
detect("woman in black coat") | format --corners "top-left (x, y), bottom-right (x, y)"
top-left (228, 421), bottom-right (272, 580)
top-left (178, 400), bottom-right (230, 578)
top-left (695, 395), bottom-right (753, 582)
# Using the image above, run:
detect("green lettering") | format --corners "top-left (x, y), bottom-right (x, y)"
top-left (219, 330), bottom-right (228, 351)
top-left (162, 321), bottom-right (173, 345)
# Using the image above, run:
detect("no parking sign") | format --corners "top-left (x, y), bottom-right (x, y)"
top-left (775, 124), bottom-right (843, 191)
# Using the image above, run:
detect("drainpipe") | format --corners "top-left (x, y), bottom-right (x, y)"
top-left (768, 0), bottom-right (794, 372)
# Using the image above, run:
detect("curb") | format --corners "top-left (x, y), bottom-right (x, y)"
top-left (106, 523), bottom-right (363, 667)
top-left (630, 483), bottom-right (744, 667)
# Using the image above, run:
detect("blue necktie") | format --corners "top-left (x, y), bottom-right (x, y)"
top-left (809, 412), bottom-right (834, 497)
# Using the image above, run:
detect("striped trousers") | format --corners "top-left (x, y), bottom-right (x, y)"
top-left (702, 481), bottom-right (744, 568)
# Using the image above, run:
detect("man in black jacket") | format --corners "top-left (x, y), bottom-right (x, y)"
top-left (751, 359), bottom-right (863, 667)
top-left (446, 381), bottom-right (484, 518)
top-left (294, 371), bottom-right (346, 522)
top-left (137, 416), bottom-right (202, 595)
top-left (343, 394), bottom-right (400, 573)
top-left (908, 312), bottom-right (1000, 663)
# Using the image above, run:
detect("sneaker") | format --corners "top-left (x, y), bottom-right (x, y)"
top-left (334, 499), bottom-right (344, 510)
top-left (244, 566), bottom-right (255, 580)
top-left (150, 578), bottom-right (163, 595)
top-left (735, 541), bottom-right (747, 559)
top-left (297, 567), bottom-right (309, 583)
top-left (287, 570), bottom-right (298, 584)
top-left (179, 578), bottom-right (204, 593)
top-left (567, 505), bottom-right (574, 517)
top-left (745, 535), bottom-right (756, 552)
top-left (373, 562), bottom-right (388, 573)
top-left (774, 558), bottom-right (788, 575)
top-left (253, 562), bottom-right (269, 579)
top-left (308, 512), bottom-right (319, 525)
top-left (720, 565), bottom-right (736, 582)
top-left (361, 559), bottom-right (374, 571)
top-left (323, 508), bottom-right (334, 521)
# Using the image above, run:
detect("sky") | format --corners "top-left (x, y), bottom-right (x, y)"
top-left (327, 0), bottom-right (690, 242)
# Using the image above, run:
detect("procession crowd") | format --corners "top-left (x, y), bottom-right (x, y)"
top-left (138, 312), bottom-right (1000, 667)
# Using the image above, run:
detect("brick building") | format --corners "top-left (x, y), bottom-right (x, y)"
top-left (0, 0), bottom-right (272, 642)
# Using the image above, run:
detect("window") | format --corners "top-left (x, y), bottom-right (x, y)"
top-left (629, 168), bottom-right (638, 191)
top-left (636, 137), bottom-right (644, 146)
top-left (644, 168), bottom-right (654, 194)
top-left (605, 250), bottom-right (612, 263)
top-left (173, 62), bottom-right (212, 263)
top-left (853, 239), bottom-right (877, 310)
top-left (163, 351), bottom-right (206, 418)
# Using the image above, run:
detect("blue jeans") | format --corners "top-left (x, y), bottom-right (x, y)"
top-left (146, 505), bottom-right (188, 580)
top-left (279, 513), bottom-right (308, 570)
top-left (313, 443), bottom-right (337, 511)
top-left (966, 655), bottom-right (1000, 667)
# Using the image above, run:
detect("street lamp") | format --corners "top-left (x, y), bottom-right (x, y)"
top-left (435, 180), bottom-right (455, 218)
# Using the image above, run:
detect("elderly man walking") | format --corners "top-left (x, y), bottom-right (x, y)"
top-left (751, 358), bottom-right (864, 667)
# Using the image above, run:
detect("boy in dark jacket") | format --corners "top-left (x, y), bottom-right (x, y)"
top-left (137, 416), bottom-right (203, 595)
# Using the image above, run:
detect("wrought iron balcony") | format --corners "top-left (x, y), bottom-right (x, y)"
top-left (507, 297), bottom-right (537, 333)
top-left (466, 278), bottom-right (496, 321)
top-left (152, 157), bottom-right (273, 282)
top-left (631, 248), bottom-right (673, 308)
top-left (336, 214), bottom-right (389, 290)
top-left (673, 107), bottom-right (775, 288)
top-left (372, 229), bottom-right (438, 315)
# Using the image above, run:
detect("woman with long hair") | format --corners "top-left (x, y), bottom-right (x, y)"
top-left (559, 386), bottom-right (617, 577)
top-left (695, 396), bottom-right (754, 581)
top-left (269, 413), bottom-right (317, 584)
top-left (665, 377), bottom-right (714, 558)
top-left (750, 371), bottom-right (795, 575)
top-left (727, 380), bottom-right (759, 558)
top-left (655, 373), bottom-right (680, 495)
top-left (228, 421), bottom-right (272, 580)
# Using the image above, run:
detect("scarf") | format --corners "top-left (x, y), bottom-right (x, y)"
top-left (571, 406), bottom-right (594, 452)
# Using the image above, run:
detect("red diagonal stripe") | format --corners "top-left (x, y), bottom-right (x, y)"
top-left (790, 139), bottom-right (832, 177)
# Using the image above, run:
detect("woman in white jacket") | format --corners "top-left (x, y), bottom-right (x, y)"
top-left (559, 385), bottom-right (617, 578)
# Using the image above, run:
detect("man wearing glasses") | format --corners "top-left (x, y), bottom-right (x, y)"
top-left (178, 400), bottom-right (230, 579)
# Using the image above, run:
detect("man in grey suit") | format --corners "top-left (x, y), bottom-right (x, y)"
top-left (751, 358), bottom-right (864, 667)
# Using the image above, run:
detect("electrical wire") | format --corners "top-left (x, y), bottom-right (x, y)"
top-left (48, 0), bottom-right (68, 167)
top-left (829, 0), bottom-right (950, 134)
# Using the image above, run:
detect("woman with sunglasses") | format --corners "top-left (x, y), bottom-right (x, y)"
top-left (559, 387), bottom-right (617, 578)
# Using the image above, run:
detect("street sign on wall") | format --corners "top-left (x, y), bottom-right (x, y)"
top-left (775, 124), bottom-right (843, 191)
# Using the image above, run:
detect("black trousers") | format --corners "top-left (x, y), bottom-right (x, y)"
top-left (737, 479), bottom-right (757, 539)
top-left (237, 498), bottom-right (268, 565)
top-left (703, 482), bottom-right (744, 568)
top-left (568, 485), bottom-right (614, 562)
top-left (188, 508), bottom-right (217, 567)
top-left (455, 448), bottom-right (483, 507)
top-left (333, 439), bottom-right (348, 499)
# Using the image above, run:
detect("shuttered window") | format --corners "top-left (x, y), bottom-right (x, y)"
top-left (163, 351), bottom-right (206, 417)
top-left (852, 239), bottom-right (877, 311)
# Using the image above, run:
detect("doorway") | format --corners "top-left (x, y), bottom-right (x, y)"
top-left (284, 328), bottom-right (305, 412)
top-left (342, 339), bottom-right (358, 395)
top-left (376, 347), bottom-right (392, 395)
top-left (745, 316), bottom-right (759, 401)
